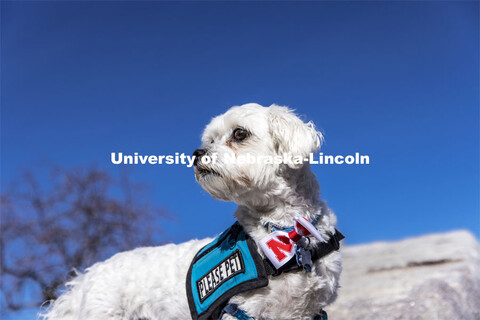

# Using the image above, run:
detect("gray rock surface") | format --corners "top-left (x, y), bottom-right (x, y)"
top-left (326, 230), bottom-right (480, 320)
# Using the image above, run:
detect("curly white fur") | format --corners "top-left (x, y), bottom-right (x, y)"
top-left (40, 103), bottom-right (342, 320)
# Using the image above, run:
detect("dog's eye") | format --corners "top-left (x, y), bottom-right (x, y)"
top-left (233, 128), bottom-right (249, 142)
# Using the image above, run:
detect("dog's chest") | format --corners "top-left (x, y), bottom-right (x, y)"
top-left (229, 261), bottom-right (331, 320)
top-left (229, 225), bottom-right (340, 319)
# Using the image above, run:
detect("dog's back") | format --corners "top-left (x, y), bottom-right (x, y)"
top-left (40, 239), bottom-right (211, 320)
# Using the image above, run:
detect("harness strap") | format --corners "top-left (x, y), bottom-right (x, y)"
top-left (314, 310), bottom-right (328, 320)
top-left (219, 304), bottom-right (254, 320)
top-left (220, 303), bottom-right (328, 320)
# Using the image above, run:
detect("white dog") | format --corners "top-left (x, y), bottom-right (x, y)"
top-left (41, 103), bottom-right (342, 320)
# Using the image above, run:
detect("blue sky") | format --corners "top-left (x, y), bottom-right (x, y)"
top-left (1, 1), bottom-right (479, 318)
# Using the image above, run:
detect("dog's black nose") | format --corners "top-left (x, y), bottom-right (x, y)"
top-left (193, 149), bottom-right (206, 166)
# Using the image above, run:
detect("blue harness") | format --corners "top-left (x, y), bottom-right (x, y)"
top-left (186, 222), bottom-right (268, 320)
top-left (186, 222), bottom-right (344, 320)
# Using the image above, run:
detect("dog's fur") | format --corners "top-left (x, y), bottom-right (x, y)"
top-left (40, 103), bottom-right (342, 320)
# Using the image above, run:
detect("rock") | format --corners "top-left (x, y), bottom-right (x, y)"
top-left (326, 230), bottom-right (480, 320)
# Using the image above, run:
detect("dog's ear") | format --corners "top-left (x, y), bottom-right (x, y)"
top-left (268, 105), bottom-right (323, 169)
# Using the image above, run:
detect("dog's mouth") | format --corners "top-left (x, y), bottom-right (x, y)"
top-left (195, 166), bottom-right (221, 177)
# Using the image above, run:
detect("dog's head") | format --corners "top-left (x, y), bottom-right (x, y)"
top-left (193, 103), bottom-right (322, 207)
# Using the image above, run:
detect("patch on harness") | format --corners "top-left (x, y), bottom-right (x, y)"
top-left (186, 222), bottom-right (269, 320)
top-left (197, 249), bottom-right (245, 302)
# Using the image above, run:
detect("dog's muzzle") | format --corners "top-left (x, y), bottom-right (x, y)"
top-left (193, 148), bottom-right (220, 177)
top-left (192, 148), bottom-right (207, 167)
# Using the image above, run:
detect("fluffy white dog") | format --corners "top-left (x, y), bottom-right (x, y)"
top-left (41, 103), bottom-right (342, 320)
